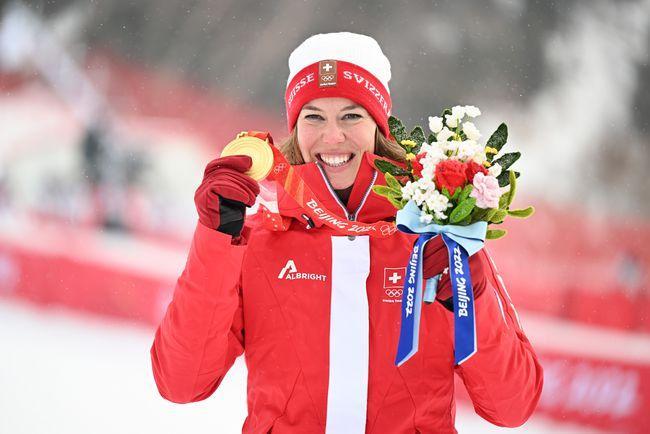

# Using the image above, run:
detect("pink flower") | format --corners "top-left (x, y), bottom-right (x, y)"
top-left (470, 172), bottom-right (502, 208)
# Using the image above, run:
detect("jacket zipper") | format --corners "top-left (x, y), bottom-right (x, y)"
top-left (315, 162), bottom-right (378, 239)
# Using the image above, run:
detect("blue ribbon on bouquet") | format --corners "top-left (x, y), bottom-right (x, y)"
top-left (394, 201), bottom-right (487, 367)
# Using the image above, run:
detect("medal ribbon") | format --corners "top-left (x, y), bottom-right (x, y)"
top-left (243, 131), bottom-right (398, 238)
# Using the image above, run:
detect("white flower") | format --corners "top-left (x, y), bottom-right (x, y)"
top-left (488, 162), bottom-right (502, 178)
top-left (451, 105), bottom-right (466, 120)
top-left (418, 142), bottom-right (432, 155)
top-left (436, 126), bottom-right (454, 142)
top-left (412, 189), bottom-right (426, 206)
top-left (445, 114), bottom-right (459, 128)
top-left (428, 116), bottom-right (443, 134)
top-left (422, 143), bottom-right (446, 165)
top-left (472, 150), bottom-right (487, 165)
top-left (419, 211), bottom-right (433, 224)
top-left (462, 121), bottom-right (482, 141)
top-left (416, 177), bottom-right (436, 191)
top-left (464, 105), bottom-right (481, 117)
top-left (424, 190), bottom-right (451, 221)
top-left (401, 181), bottom-right (417, 200)
top-left (420, 164), bottom-right (435, 181)
top-left (456, 139), bottom-right (481, 162)
top-left (441, 140), bottom-right (459, 154)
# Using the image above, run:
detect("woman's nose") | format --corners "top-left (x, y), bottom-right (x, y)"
top-left (321, 121), bottom-right (345, 145)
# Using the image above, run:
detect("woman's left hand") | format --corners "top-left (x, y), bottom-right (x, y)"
top-left (422, 236), bottom-right (488, 307)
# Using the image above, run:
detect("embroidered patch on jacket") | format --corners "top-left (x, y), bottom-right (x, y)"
top-left (382, 267), bottom-right (405, 303)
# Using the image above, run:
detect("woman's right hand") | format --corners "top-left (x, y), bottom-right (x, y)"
top-left (194, 155), bottom-right (260, 236)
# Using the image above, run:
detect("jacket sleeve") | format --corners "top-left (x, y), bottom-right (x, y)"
top-left (150, 221), bottom-right (246, 403)
top-left (453, 249), bottom-right (544, 427)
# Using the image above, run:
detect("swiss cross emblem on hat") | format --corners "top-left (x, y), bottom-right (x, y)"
top-left (384, 267), bottom-right (406, 289)
top-left (318, 60), bottom-right (337, 88)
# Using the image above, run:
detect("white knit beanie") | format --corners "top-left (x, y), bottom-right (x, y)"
top-left (287, 32), bottom-right (392, 92)
top-left (285, 32), bottom-right (393, 135)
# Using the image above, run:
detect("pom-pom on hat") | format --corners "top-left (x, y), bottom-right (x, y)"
top-left (285, 32), bottom-right (392, 137)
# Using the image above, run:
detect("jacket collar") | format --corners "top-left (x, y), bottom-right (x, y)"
top-left (275, 152), bottom-right (399, 228)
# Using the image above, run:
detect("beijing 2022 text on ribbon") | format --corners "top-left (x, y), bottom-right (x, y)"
top-left (394, 201), bottom-right (487, 367)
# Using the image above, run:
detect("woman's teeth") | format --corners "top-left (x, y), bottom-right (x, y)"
top-left (319, 153), bottom-right (353, 167)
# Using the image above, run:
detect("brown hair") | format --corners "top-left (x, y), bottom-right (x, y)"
top-left (279, 127), bottom-right (406, 165)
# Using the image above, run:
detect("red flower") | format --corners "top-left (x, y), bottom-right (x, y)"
top-left (434, 160), bottom-right (468, 193)
top-left (465, 161), bottom-right (488, 183)
top-left (411, 154), bottom-right (425, 177)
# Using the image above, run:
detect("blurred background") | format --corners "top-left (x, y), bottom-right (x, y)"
top-left (1, 0), bottom-right (649, 433)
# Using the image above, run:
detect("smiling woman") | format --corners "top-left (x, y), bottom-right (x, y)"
top-left (151, 31), bottom-right (543, 434)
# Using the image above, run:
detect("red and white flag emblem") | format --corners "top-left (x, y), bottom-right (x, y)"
top-left (384, 267), bottom-right (406, 289)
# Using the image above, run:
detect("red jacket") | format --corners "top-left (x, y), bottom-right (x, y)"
top-left (151, 153), bottom-right (543, 433)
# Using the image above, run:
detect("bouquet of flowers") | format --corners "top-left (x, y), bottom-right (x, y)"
top-left (373, 105), bottom-right (533, 239)
top-left (375, 105), bottom-right (534, 367)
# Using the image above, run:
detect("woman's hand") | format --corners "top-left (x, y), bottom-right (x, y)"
top-left (422, 236), bottom-right (488, 309)
top-left (194, 155), bottom-right (260, 236)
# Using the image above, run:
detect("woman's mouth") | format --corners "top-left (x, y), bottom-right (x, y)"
top-left (317, 153), bottom-right (354, 168)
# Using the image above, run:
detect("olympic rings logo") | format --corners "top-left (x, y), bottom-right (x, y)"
top-left (380, 224), bottom-right (397, 236)
top-left (274, 163), bottom-right (288, 174)
top-left (321, 75), bottom-right (335, 81)
top-left (385, 289), bottom-right (403, 298)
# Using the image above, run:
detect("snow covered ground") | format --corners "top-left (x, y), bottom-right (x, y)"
top-left (1, 299), bottom-right (602, 434)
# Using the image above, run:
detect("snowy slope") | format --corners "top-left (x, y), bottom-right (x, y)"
top-left (0, 300), bottom-right (602, 434)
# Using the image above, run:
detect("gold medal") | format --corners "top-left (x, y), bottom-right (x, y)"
top-left (221, 132), bottom-right (274, 181)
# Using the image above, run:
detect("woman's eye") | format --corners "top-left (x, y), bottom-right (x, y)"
top-left (343, 113), bottom-right (362, 120)
top-left (305, 114), bottom-right (324, 120)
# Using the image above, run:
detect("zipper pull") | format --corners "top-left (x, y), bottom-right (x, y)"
top-left (348, 214), bottom-right (356, 240)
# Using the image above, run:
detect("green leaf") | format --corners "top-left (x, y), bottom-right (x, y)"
top-left (372, 185), bottom-right (395, 198)
top-left (498, 192), bottom-right (509, 210)
top-left (388, 196), bottom-right (405, 210)
top-left (427, 133), bottom-right (436, 144)
top-left (498, 171), bottom-right (517, 209)
top-left (492, 152), bottom-right (521, 172)
top-left (388, 116), bottom-right (406, 144)
top-left (375, 160), bottom-right (411, 177)
top-left (470, 206), bottom-right (489, 222)
top-left (497, 170), bottom-right (519, 187)
top-left (410, 126), bottom-right (426, 154)
top-left (449, 197), bottom-right (476, 224)
top-left (384, 172), bottom-right (402, 192)
top-left (503, 170), bottom-right (518, 207)
top-left (485, 208), bottom-right (499, 221)
top-left (508, 206), bottom-right (535, 218)
top-left (486, 123), bottom-right (508, 162)
top-left (458, 214), bottom-right (473, 226)
top-left (489, 209), bottom-right (508, 224)
top-left (442, 188), bottom-right (451, 199)
top-left (458, 184), bottom-right (473, 203)
top-left (486, 229), bottom-right (507, 240)
top-left (450, 187), bottom-right (462, 201)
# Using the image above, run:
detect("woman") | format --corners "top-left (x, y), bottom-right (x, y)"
top-left (151, 32), bottom-right (543, 433)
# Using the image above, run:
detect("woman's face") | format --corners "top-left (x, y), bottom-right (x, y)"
top-left (296, 97), bottom-right (377, 189)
